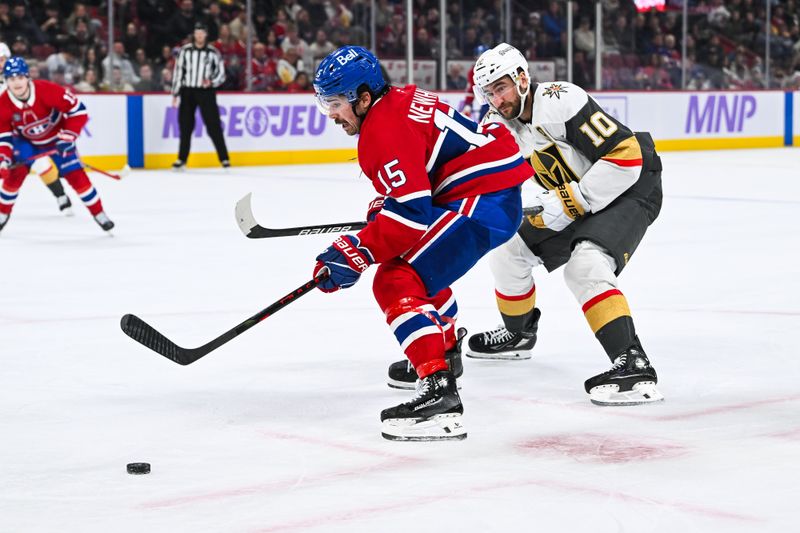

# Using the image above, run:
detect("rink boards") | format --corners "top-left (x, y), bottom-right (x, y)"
top-left (76, 90), bottom-right (799, 169)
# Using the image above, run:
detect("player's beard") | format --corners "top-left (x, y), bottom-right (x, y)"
top-left (498, 99), bottom-right (521, 120)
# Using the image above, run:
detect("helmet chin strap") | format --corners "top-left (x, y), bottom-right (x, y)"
top-left (511, 77), bottom-right (530, 120)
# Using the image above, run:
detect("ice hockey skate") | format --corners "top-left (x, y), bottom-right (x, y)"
top-left (381, 369), bottom-right (466, 441)
top-left (386, 328), bottom-right (465, 390)
top-left (584, 344), bottom-right (664, 406)
top-left (466, 309), bottom-right (540, 360)
top-left (57, 194), bottom-right (74, 216)
top-left (94, 212), bottom-right (115, 232)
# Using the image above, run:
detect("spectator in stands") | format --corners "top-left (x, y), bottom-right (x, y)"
top-left (168, 0), bottom-right (197, 45)
top-left (27, 59), bottom-right (41, 80)
top-left (154, 44), bottom-right (176, 73)
top-left (49, 66), bottom-right (73, 90)
top-left (446, 62), bottom-right (467, 90)
top-left (264, 30), bottom-right (283, 60)
top-left (461, 27), bottom-right (479, 58)
top-left (10, 35), bottom-right (28, 58)
top-left (160, 67), bottom-right (174, 92)
top-left (134, 64), bottom-right (159, 91)
top-left (74, 67), bottom-right (99, 92)
top-left (309, 30), bottom-right (335, 61)
top-left (250, 42), bottom-right (279, 91)
top-left (612, 14), bottom-right (632, 54)
top-left (201, 1), bottom-right (221, 41)
top-left (253, 8), bottom-right (272, 43)
top-left (122, 22), bottom-right (142, 57)
top-left (281, 24), bottom-right (311, 69)
top-left (326, 0), bottom-right (353, 28)
top-left (104, 65), bottom-right (134, 92)
top-left (0, 2), bottom-right (11, 36)
top-left (541, 1), bottom-right (565, 46)
top-left (8, 2), bottom-right (44, 45)
top-left (133, 48), bottom-right (149, 76)
top-left (102, 41), bottom-right (140, 85)
top-left (84, 46), bottom-right (103, 80)
top-left (38, 2), bottom-right (63, 46)
top-left (295, 9), bottom-right (315, 44)
top-left (286, 71), bottom-right (311, 92)
top-left (574, 16), bottom-right (595, 59)
top-left (277, 46), bottom-right (303, 89)
top-left (214, 23), bottom-right (246, 62)
top-left (229, 9), bottom-right (248, 42)
top-left (414, 27), bottom-right (434, 58)
top-left (45, 43), bottom-right (83, 85)
top-left (72, 19), bottom-right (94, 49)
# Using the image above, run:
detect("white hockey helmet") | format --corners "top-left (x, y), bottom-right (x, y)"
top-left (0, 42), bottom-right (10, 60)
top-left (472, 43), bottom-right (530, 117)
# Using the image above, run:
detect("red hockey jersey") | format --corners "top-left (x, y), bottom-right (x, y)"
top-left (0, 79), bottom-right (88, 161)
top-left (355, 85), bottom-right (531, 263)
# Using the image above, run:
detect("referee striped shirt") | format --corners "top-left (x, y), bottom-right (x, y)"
top-left (171, 43), bottom-right (226, 95)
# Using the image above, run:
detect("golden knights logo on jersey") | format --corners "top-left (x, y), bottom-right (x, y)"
top-left (529, 142), bottom-right (580, 189)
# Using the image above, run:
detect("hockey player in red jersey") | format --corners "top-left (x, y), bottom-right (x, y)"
top-left (0, 57), bottom-right (114, 233)
top-left (311, 46), bottom-right (532, 440)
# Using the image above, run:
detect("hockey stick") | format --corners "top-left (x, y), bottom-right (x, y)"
top-left (236, 192), bottom-right (544, 239)
top-left (236, 192), bottom-right (366, 238)
top-left (120, 274), bottom-right (326, 365)
top-left (7, 149), bottom-right (59, 169)
top-left (84, 162), bottom-right (130, 180)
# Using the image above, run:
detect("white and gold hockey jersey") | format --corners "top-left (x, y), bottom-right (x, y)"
top-left (481, 81), bottom-right (651, 214)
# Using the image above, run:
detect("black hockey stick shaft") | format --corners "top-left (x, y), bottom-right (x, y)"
top-left (120, 275), bottom-right (325, 365)
top-left (236, 191), bottom-right (543, 239)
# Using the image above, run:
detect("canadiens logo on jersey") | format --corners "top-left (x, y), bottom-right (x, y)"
top-left (19, 110), bottom-right (61, 140)
top-left (529, 143), bottom-right (580, 189)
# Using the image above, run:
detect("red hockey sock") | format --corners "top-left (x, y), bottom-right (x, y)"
top-left (375, 259), bottom-right (455, 379)
top-left (64, 169), bottom-right (104, 215)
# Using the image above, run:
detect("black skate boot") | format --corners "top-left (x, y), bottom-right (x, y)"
top-left (57, 195), bottom-right (74, 216)
top-left (172, 159), bottom-right (186, 171)
top-left (386, 328), bottom-right (466, 390)
top-left (94, 212), bottom-right (115, 232)
top-left (466, 308), bottom-right (540, 360)
top-left (381, 369), bottom-right (466, 441)
top-left (584, 342), bottom-right (664, 406)
top-left (0, 212), bottom-right (9, 232)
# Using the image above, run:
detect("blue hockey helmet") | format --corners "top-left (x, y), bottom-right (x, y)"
top-left (314, 46), bottom-right (386, 114)
top-left (3, 56), bottom-right (30, 78)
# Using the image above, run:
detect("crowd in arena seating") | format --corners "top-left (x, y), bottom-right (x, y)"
top-left (0, 0), bottom-right (798, 93)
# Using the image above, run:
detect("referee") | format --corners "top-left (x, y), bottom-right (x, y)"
top-left (171, 22), bottom-right (230, 170)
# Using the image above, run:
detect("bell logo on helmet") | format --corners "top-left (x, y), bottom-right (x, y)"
top-left (336, 49), bottom-right (359, 66)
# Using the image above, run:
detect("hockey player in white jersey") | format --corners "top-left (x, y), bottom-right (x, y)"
top-left (386, 42), bottom-right (665, 404)
top-left (470, 43), bottom-right (664, 405)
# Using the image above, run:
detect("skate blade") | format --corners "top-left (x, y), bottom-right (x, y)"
top-left (387, 378), bottom-right (462, 391)
top-left (465, 349), bottom-right (532, 360)
top-left (386, 379), bottom-right (416, 390)
top-left (381, 413), bottom-right (467, 441)
top-left (589, 382), bottom-right (664, 406)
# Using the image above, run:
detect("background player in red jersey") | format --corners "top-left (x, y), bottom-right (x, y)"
top-left (311, 46), bottom-right (532, 441)
top-left (0, 57), bottom-right (114, 233)
top-left (1, 43), bottom-right (74, 216)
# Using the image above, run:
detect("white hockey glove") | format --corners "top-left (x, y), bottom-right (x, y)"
top-left (528, 182), bottom-right (590, 232)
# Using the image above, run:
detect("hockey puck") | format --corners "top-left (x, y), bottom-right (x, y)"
top-left (126, 462), bottom-right (150, 475)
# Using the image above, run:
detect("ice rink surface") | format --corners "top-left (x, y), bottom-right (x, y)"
top-left (1, 148), bottom-right (799, 532)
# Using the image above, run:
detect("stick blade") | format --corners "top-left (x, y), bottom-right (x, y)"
top-left (235, 193), bottom-right (259, 238)
top-left (118, 164), bottom-right (131, 179)
top-left (120, 313), bottom-right (193, 365)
